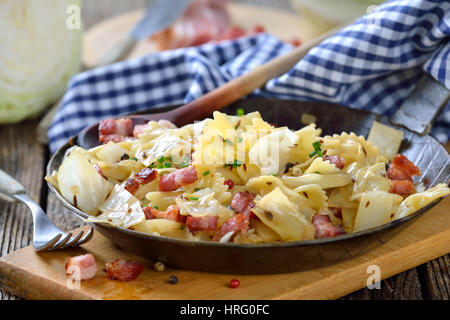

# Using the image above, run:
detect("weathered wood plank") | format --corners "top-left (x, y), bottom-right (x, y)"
top-left (0, 121), bottom-right (45, 300)
top-left (421, 254), bottom-right (450, 300)
top-left (342, 268), bottom-right (423, 300)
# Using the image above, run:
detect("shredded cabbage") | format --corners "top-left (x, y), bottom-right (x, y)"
top-left (0, 0), bottom-right (82, 123)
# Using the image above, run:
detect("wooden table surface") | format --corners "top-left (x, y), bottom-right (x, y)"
top-left (0, 0), bottom-right (449, 300)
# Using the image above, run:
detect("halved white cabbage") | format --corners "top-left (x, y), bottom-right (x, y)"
top-left (0, 0), bottom-right (81, 123)
top-left (57, 147), bottom-right (113, 215)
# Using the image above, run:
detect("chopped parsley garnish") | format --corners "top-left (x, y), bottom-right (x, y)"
top-left (309, 141), bottom-right (323, 158)
top-left (203, 170), bottom-right (210, 176)
top-left (157, 156), bottom-right (166, 163)
top-left (224, 138), bottom-right (234, 146)
top-left (237, 136), bottom-right (243, 143)
top-left (180, 225), bottom-right (185, 230)
top-left (225, 159), bottom-right (243, 169)
top-left (154, 206), bottom-right (159, 210)
top-left (314, 171), bottom-right (321, 174)
top-left (129, 157), bottom-right (138, 161)
top-left (164, 162), bottom-right (172, 168)
top-left (194, 187), bottom-right (201, 192)
top-left (189, 197), bottom-right (199, 201)
top-left (236, 108), bottom-right (245, 117)
top-left (156, 163), bottom-right (164, 169)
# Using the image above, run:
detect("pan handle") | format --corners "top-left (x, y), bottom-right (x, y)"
top-left (390, 74), bottom-right (450, 135)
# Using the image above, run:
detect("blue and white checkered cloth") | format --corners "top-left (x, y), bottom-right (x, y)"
top-left (48, 0), bottom-right (450, 153)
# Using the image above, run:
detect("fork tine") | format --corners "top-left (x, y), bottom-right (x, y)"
top-left (50, 232), bottom-right (72, 250)
top-left (75, 227), bottom-right (94, 246)
top-left (62, 230), bottom-right (84, 248)
top-left (34, 234), bottom-right (62, 252)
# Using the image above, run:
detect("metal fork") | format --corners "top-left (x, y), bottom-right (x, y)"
top-left (0, 169), bottom-right (93, 251)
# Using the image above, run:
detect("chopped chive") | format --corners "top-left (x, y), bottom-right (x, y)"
top-left (189, 197), bottom-right (199, 200)
top-left (129, 157), bottom-right (138, 161)
top-left (164, 162), bottom-right (172, 168)
top-left (311, 141), bottom-right (323, 157)
top-left (194, 187), bottom-right (200, 192)
top-left (156, 164), bottom-right (164, 169)
top-left (237, 136), bottom-right (243, 143)
top-left (157, 156), bottom-right (165, 163)
top-left (314, 171), bottom-right (321, 174)
top-left (154, 206), bottom-right (159, 210)
top-left (181, 161), bottom-right (189, 168)
top-left (180, 225), bottom-right (185, 230)
top-left (203, 170), bottom-right (210, 176)
top-left (309, 151), bottom-right (317, 158)
top-left (236, 108), bottom-right (245, 116)
top-left (224, 159), bottom-right (243, 169)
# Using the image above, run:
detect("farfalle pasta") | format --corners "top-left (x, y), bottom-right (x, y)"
top-left (46, 111), bottom-right (450, 243)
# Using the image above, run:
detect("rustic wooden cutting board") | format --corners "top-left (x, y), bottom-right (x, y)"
top-left (0, 197), bottom-right (448, 300)
top-left (82, 3), bottom-right (330, 68)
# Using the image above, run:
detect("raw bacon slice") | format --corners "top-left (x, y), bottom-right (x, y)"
top-left (159, 166), bottom-right (198, 191)
top-left (389, 180), bottom-right (416, 196)
top-left (312, 214), bottom-right (345, 239)
top-left (65, 253), bottom-right (97, 281)
top-left (324, 155), bottom-right (345, 169)
top-left (104, 259), bottom-right (144, 281)
top-left (98, 118), bottom-right (133, 143)
top-left (213, 213), bottom-right (249, 241)
top-left (143, 205), bottom-right (186, 223)
top-left (186, 215), bottom-right (218, 232)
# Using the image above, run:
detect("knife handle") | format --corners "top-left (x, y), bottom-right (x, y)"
top-left (95, 35), bottom-right (138, 67)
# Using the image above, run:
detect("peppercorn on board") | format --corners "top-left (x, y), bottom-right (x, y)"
top-left (0, 196), bottom-right (448, 300)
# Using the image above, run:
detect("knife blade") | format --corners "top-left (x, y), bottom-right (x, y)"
top-left (95, 0), bottom-right (193, 66)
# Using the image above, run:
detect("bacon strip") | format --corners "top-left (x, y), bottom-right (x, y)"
top-left (312, 214), bottom-right (345, 239)
top-left (143, 205), bottom-right (186, 223)
top-left (324, 155), bottom-right (345, 169)
top-left (213, 192), bottom-right (256, 241)
top-left (125, 168), bottom-right (158, 195)
top-left (159, 166), bottom-right (198, 191)
top-left (104, 259), bottom-right (143, 281)
top-left (230, 191), bottom-right (256, 217)
top-left (186, 215), bottom-right (218, 232)
top-left (65, 254), bottom-right (97, 281)
top-left (134, 168), bottom-right (158, 185)
top-left (387, 154), bottom-right (420, 196)
top-left (389, 180), bottom-right (416, 196)
top-left (387, 154), bottom-right (421, 181)
top-left (213, 213), bottom-right (249, 241)
top-left (99, 118), bottom-right (133, 144)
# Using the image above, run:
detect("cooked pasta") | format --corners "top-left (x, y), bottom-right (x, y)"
top-left (47, 111), bottom-right (450, 243)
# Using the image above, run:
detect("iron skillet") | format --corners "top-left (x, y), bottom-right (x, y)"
top-left (47, 75), bottom-right (450, 274)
